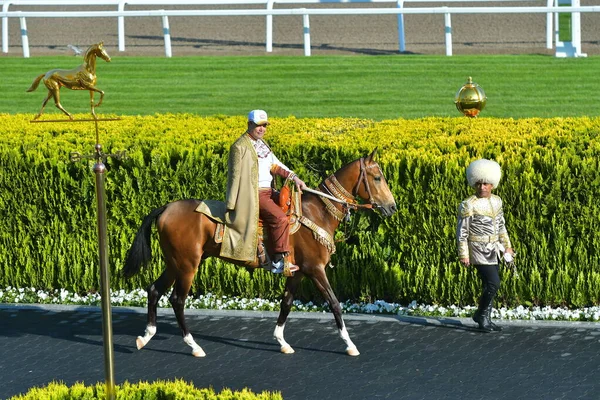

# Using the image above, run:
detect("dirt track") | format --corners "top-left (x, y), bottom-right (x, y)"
top-left (1, 2), bottom-right (599, 57)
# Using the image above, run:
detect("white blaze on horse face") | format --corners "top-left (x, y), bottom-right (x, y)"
top-left (274, 323), bottom-right (295, 354)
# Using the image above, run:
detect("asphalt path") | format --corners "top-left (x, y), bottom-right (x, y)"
top-left (1, 304), bottom-right (599, 400)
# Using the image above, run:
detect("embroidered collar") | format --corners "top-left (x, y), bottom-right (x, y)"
top-left (248, 135), bottom-right (271, 159)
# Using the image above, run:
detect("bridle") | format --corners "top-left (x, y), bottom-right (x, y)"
top-left (355, 157), bottom-right (381, 209)
top-left (318, 157), bottom-right (381, 221)
top-left (298, 157), bottom-right (385, 253)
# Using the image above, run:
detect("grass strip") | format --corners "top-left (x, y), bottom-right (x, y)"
top-left (1, 55), bottom-right (598, 120)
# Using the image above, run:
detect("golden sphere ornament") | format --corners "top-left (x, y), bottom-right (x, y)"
top-left (455, 77), bottom-right (487, 118)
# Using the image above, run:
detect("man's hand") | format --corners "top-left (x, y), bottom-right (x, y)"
top-left (460, 257), bottom-right (470, 267)
top-left (293, 176), bottom-right (307, 192)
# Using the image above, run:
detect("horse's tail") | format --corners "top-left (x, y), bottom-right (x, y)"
top-left (26, 74), bottom-right (45, 92)
top-left (122, 205), bottom-right (168, 278)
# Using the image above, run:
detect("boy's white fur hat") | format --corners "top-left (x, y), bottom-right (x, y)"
top-left (466, 159), bottom-right (502, 189)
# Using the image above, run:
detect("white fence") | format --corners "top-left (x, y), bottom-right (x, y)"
top-left (1, 0), bottom-right (599, 57)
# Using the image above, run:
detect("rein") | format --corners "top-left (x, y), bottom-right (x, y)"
top-left (297, 157), bottom-right (381, 253)
top-left (319, 157), bottom-right (379, 213)
top-left (302, 157), bottom-right (380, 224)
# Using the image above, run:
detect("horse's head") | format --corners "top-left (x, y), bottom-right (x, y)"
top-left (85, 41), bottom-right (111, 63)
top-left (353, 149), bottom-right (397, 217)
top-left (329, 149), bottom-right (397, 217)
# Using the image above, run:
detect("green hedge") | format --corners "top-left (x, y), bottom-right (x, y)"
top-left (1, 114), bottom-right (599, 308)
top-left (9, 380), bottom-right (282, 399)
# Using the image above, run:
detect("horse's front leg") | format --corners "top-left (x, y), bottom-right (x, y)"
top-left (170, 273), bottom-right (205, 358)
top-left (83, 85), bottom-right (104, 118)
top-left (311, 268), bottom-right (360, 356)
top-left (274, 273), bottom-right (303, 354)
top-left (89, 90), bottom-right (97, 119)
top-left (86, 86), bottom-right (105, 108)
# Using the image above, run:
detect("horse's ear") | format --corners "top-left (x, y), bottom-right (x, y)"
top-left (366, 148), bottom-right (378, 162)
top-left (98, 41), bottom-right (104, 47)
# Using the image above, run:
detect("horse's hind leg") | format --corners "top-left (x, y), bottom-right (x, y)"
top-left (33, 91), bottom-right (53, 120)
top-left (136, 270), bottom-right (174, 350)
top-left (274, 274), bottom-right (303, 354)
top-left (311, 268), bottom-right (360, 356)
top-left (50, 89), bottom-right (73, 120)
top-left (170, 272), bottom-right (205, 357)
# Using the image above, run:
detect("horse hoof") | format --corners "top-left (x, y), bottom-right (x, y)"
top-left (346, 348), bottom-right (360, 357)
top-left (192, 348), bottom-right (206, 358)
top-left (136, 336), bottom-right (146, 350)
top-left (280, 346), bottom-right (295, 354)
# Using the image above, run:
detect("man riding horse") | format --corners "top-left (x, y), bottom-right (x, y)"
top-left (221, 110), bottom-right (307, 276)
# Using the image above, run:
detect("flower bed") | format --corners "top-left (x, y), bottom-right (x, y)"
top-left (1, 287), bottom-right (598, 322)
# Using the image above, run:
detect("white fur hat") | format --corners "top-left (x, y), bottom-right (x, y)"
top-left (466, 159), bottom-right (502, 188)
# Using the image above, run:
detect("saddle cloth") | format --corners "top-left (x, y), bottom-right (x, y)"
top-left (194, 191), bottom-right (302, 252)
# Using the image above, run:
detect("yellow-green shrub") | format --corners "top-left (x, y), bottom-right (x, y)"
top-left (9, 379), bottom-right (283, 400)
top-left (1, 114), bottom-right (599, 308)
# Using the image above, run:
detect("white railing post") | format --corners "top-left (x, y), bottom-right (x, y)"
top-left (571, 0), bottom-right (585, 56)
top-left (266, 0), bottom-right (274, 52)
top-left (444, 8), bottom-right (452, 56)
top-left (19, 16), bottom-right (29, 58)
top-left (1, 2), bottom-right (599, 59)
top-left (118, 0), bottom-right (126, 51)
top-left (2, 1), bottom-right (11, 53)
top-left (161, 13), bottom-right (172, 57)
top-left (397, 0), bottom-right (405, 52)
top-left (546, 0), bottom-right (553, 48)
top-left (302, 10), bottom-right (310, 56)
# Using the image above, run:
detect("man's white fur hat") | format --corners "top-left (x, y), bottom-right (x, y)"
top-left (466, 159), bottom-right (502, 189)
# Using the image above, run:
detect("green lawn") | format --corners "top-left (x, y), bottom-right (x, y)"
top-left (1, 55), bottom-right (598, 120)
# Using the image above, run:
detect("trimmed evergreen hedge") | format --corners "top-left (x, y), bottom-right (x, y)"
top-left (1, 114), bottom-right (599, 308)
top-left (9, 379), bottom-right (282, 399)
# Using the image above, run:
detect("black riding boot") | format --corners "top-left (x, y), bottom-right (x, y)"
top-left (485, 297), bottom-right (502, 332)
top-left (473, 289), bottom-right (502, 332)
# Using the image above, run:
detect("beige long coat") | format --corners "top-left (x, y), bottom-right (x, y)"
top-left (220, 133), bottom-right (259, 262)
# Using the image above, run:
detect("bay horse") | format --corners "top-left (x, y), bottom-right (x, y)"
top-left (123, 149), bottom-right (397, 357)
top-left (26, 42), bottom-right (111, 120)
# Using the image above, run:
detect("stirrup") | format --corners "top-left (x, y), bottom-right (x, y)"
top-left (271, 259), bottom-right (299, 277)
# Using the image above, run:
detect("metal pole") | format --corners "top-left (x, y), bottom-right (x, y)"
top-left (30, 63), bottom-right (121, 400)
top-left (93, 122), bottom-right (115, 400)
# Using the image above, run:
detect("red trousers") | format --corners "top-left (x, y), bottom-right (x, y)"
top-left (258, 189), bottom-right (289, 254)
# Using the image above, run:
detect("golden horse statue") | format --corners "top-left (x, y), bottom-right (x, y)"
top-left (27, 42), bottom-right (111, 120)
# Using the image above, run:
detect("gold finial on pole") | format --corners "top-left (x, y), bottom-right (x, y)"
top-left (454, 76), bottom-right (487, 118)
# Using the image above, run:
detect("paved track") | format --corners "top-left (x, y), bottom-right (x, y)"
top-left (1, 2), bottom-right (599, 56)
top-left (1, 304), bottom-right (599, 399)
top-left (2, 4), bottom-right (600, 399)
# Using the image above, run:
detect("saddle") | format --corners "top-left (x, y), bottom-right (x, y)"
top-left (196, 183), bottom-right (302, 273)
